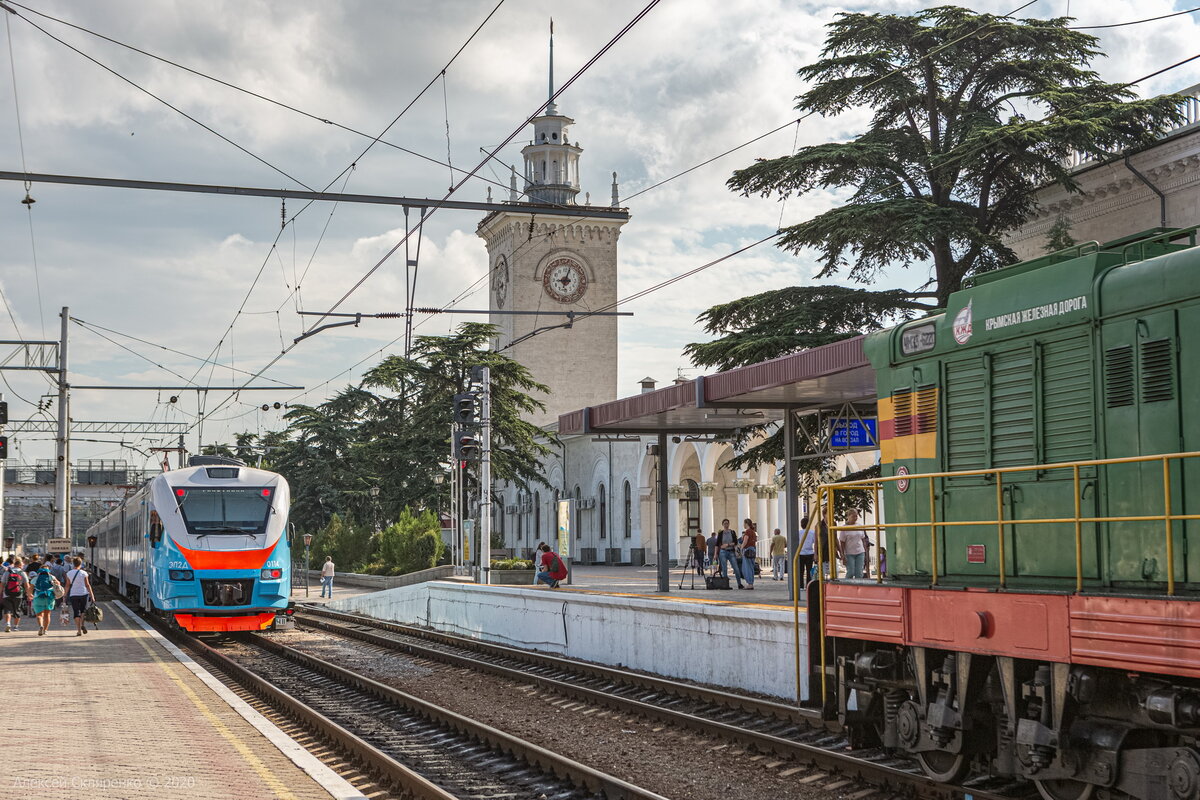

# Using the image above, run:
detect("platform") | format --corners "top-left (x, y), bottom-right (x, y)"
top-left (556, 563), bottom-right (810, 606)
top-left (3, 601), bottom-right (363, 800)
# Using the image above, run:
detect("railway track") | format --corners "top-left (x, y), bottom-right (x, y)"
top-left (143, 610), bottom-right (669, 800)
top-left (295, 605), bottom-right (1034, 800)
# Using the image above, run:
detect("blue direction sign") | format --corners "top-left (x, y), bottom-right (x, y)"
top-left (830, 418), bottom-right (878, 448)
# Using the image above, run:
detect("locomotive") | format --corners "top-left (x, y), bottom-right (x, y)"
top-left (89, 455), bottom-right (293, 631)
top-left (812, 227), bottom-right (1200, 800)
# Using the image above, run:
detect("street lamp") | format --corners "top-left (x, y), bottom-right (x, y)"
top-left (370, 485), bottom-right (381, 532)
top-left (302, 533), bottom-right (313, 598)
top-left (86, 535), bottom-right (97, 568)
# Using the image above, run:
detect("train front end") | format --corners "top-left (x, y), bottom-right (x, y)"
top-left (147, 460), bottom-right (291, 632)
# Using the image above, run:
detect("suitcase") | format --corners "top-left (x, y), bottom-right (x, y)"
top-left (705, 575), bottom-right (731, 590)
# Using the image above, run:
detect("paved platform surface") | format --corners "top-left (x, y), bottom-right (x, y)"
top-left (2, 602), bottom-right (346, 800)
top-left (555, 563), bottom-right (809, 607)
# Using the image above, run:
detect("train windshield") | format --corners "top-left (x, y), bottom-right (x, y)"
top-left (173, 487), bottom-right (274, 536)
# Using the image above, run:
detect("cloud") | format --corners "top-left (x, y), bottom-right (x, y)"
top-left (1, 0), bottom-right (1198, 466)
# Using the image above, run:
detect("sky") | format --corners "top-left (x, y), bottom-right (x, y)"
top-left (1, 0), bottom-right (1199, 469)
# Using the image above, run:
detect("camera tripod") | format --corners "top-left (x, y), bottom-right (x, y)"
top-left (676, 546), bottom-right (707, 590)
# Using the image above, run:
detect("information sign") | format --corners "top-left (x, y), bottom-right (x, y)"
top-left (463, 519), bottom-right (473, 561)
top-left (47, 538), bottom-right (72, 554)
top-left (830, 418), bottom-right (878, 448)
top-left (966, 544), bottom-right (987, 564)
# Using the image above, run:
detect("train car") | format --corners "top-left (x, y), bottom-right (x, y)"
top-left (811, 227), bottom-right (1200, 800)
top-left (89, 455), bottom-right (293, 632)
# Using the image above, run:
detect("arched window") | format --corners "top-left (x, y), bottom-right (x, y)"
top-left (623, 481), bottom-right (632, 539)
top-left (552, 488), bottom-right (560, 543)
top-left (574, 485), bottom-right (582, 539)
top-left (683, 479), bottom-right (700, 535)
top-left (598, 483), bottom-right (607, 540)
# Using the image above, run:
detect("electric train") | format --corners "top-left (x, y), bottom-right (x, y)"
top-left (89, 455), bottom-right (293, 631)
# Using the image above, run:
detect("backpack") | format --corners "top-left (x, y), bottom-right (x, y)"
top-left (3, 569), bottom-right (22, 598)
top-left (34, 572), bottom-right (55, 599)
top-left (549, 553), bottom-right (565, 575)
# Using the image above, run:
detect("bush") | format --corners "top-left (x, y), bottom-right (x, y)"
top-left (490, 558), bottom-right (533, 570)
top-left (375, 508), bottom-right (444, 575)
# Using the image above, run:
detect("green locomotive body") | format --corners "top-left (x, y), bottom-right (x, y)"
top-left (815, 229), bottom-right (1200, 800)
top-left (863, 228), bottom-right (1200, 591)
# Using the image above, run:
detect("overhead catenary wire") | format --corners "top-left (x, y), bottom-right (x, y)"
top-left (4, 8), bottom-right (44, 337)
top-left (501, 48), bottom-right (1200, 353)
top-left (263, 0), bottom-right (1048, 411)
top-left (2, 3), bottom-right (314, 191)
top-left (173, 1), bottom-right (664, 433)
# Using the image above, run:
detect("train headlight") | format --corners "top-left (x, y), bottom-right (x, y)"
top-left (168, 569), bottom-right (194, 581)
top-left (260, 568), bottom-right (283, 580)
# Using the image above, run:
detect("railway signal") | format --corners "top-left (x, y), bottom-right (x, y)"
top-left (453, 392), bottom-right (477, 425)
top-left (0, 400), bottom-right (7, 424)
top-left (0, 436), bottom-right (7, 460)
top-left (454, 432), bottom-right (482, 461)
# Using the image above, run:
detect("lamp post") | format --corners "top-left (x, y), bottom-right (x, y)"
top-left (302, 533), bottom-right (313, 598)
top-left (370, 485), bottom-right (381, 533)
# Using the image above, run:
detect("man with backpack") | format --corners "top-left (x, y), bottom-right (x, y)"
top-left (2, 556), bottom-right (29, 632)
top-left (535, 543), bottom-right (568, 589)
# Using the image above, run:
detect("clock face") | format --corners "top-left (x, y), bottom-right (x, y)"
top-left (492, 254), bottom-right (509, 309)
top-left (542, 256), bottom-right (588, 304)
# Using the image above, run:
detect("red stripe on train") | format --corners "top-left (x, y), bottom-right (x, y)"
top-left (172, 539), bottom-right (277, 570)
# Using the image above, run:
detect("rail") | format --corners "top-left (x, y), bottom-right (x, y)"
top-left (796, 450), bottom-right (1200, 708)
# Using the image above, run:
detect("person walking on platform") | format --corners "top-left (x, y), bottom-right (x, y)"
top-left (740, 519), bottom-right (758, 590)
top-left (64, 557), bottom-right (95, 637)
top-left (2, 557), bottom-right (28, 632)
top-left (706, 532), bottom-right (717, 568)
top-left (320, 556), bottom-right (335, 598)
top-left (535, 543), bottom-right (568, 588)
top-left (30, 566), bottom-right (61, 636)
top-left (770, 528), bottom-right (787, 581)
top-left (715, 520), bottom-right (742, 589)
top-left (836, 509), bottom-right (867, 579)
top-left (797, 517), bottom-right (818, 588)
top-left (49, 557), bottom-right (69, 626)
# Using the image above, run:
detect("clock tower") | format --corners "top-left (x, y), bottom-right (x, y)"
top-left (478, 30), bottom-right (629, 427)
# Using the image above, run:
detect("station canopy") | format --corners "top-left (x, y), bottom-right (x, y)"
top-left (558, 335), bottom-right (878, 436)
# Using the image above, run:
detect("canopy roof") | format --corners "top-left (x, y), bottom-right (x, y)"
top-left (558, 335), bottom-right (876, 435)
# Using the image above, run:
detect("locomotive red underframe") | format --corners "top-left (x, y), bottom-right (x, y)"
top-left (824, 582), bottom-right (1200, 680)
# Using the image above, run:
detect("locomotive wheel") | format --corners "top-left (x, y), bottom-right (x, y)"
top-left (1034, 778), bottom-right (1094, 800)
top-left (917, 750), bottom-right (970, 783)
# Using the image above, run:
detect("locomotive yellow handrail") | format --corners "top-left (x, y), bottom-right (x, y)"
top-left (798, 450), bottom-right (1200, 709)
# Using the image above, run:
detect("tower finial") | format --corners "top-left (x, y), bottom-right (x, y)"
top-left (547, 18), bottom-right (557, 115)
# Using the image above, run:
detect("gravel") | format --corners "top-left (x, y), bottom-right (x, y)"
top-left (264, 627), bottom-right (849, 800)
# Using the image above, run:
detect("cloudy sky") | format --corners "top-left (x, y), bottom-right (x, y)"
top-left (1, 0), bottom-right (1198, 468)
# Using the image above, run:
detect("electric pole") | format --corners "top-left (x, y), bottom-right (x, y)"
top-left (54, 307), bottom-right (71, 541)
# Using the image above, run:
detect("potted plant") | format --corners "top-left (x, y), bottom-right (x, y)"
top-left (489, 558), bottom-right (536, 585)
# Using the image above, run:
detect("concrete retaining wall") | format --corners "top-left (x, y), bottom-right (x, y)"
top-left (330, 582), bottom-right (808, 701)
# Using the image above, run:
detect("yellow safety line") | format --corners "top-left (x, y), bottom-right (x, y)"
top-left (112, 610), bottom-right (299, 800)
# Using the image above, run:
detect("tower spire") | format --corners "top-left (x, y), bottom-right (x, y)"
top-left (547, 18), bottom-right (557, 115)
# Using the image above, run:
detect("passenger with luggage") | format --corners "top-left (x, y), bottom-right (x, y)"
top-left (64, 557), bottom-right (96, 637)
top-left (2, 557), bottom-right (28, 632)
top-left (49, 557), bottom-right (69, 626)
top-left (30, 566), bottom-right (62, 636)
top-left (715, 520), bottom-right (743, 589)
top-left (740, 519), bottom-right (758, 590)
top-left (535, 543), bottom-right (568, 588)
